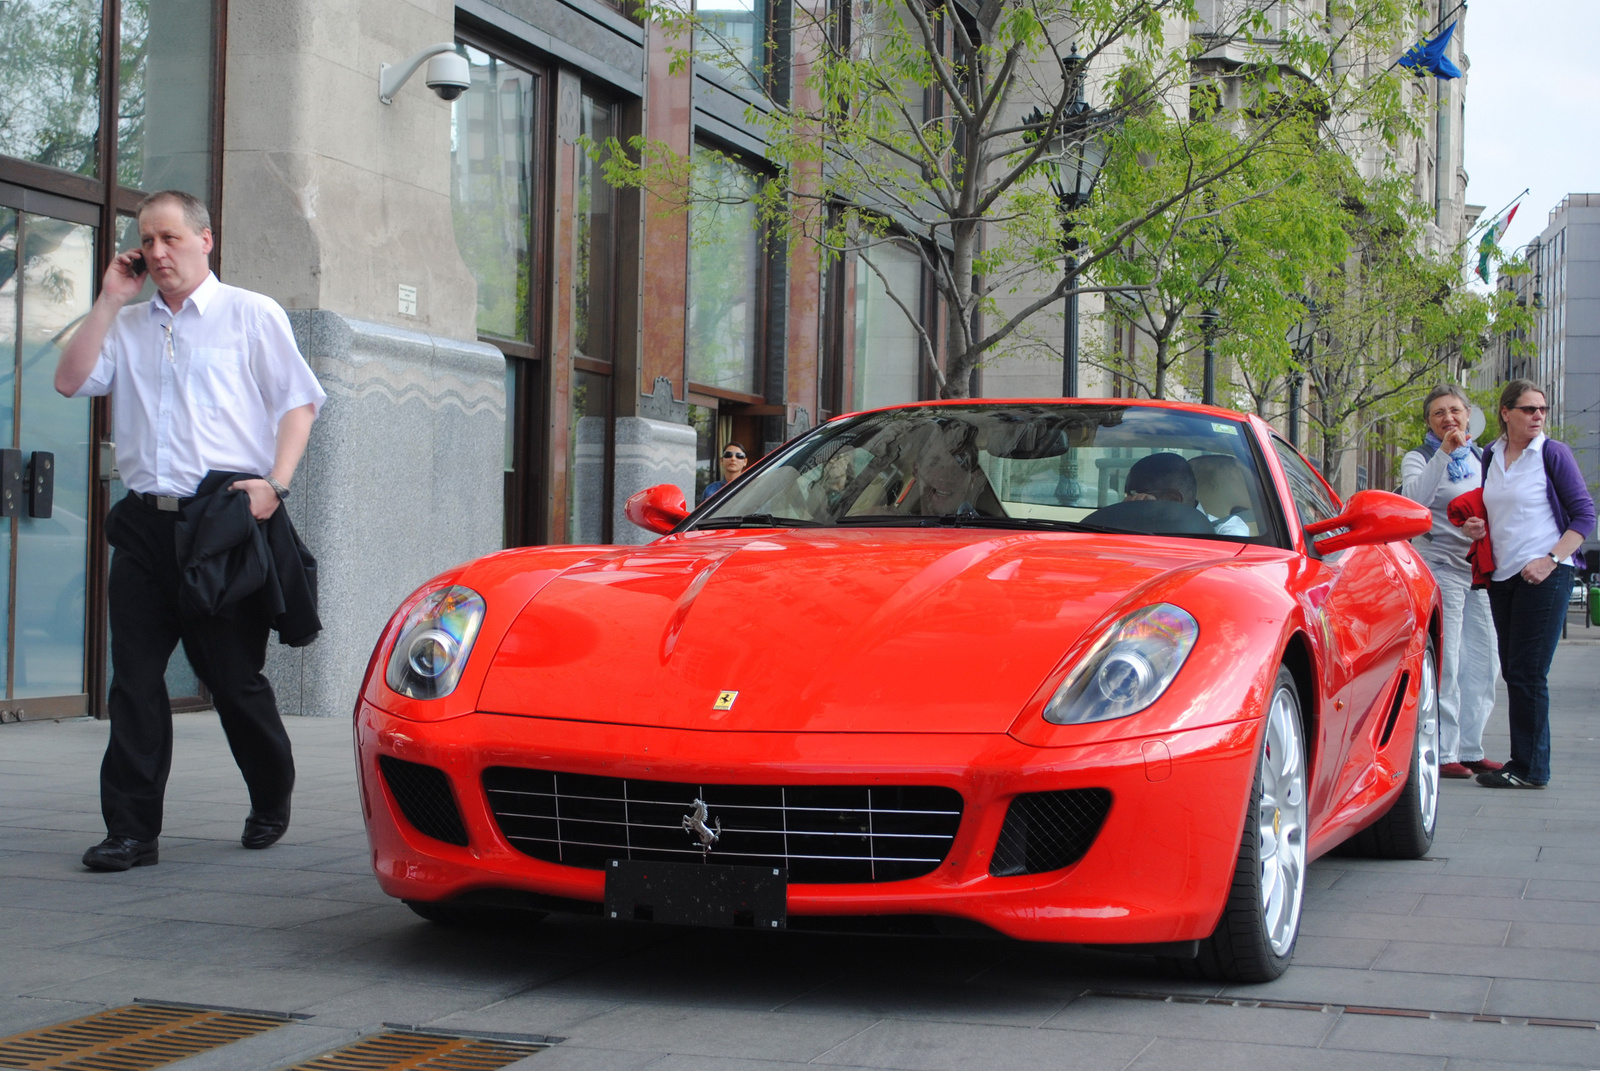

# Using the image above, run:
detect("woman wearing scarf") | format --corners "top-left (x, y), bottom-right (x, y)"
top-left (1400, 385), bottom-right (1501, 779)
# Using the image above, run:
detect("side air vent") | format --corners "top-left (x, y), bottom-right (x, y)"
top-left (989, 788), bottom-right (1112, 876)
top-left (379, 755), bottom-right (469, 847)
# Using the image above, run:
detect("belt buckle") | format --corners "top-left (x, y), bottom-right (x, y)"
top-left (155, 495), bottom-right (181, 512)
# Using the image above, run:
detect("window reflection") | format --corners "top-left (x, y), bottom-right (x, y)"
top-left (853, 242), bottom-right (921, 409)
top-left (567, 370), bottom-right (609, 544)
top-left (695, 0), bottom-right (765, 90)
top-left (451, 43), bottom-right (537, 341)
top-left (0, 0), bottom-right (104, 176)
top-left (687, 149), bottom-right (762, 394)
top-left (575, 94), bottom-right (615, 361)
top-left (117, 0), bottom-right (214, 195)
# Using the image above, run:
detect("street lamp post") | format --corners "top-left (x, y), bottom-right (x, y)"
top-left (1285, 298), bottom-right (1317, 448)
top-left (1028, 47), bottom-right (1111, 398)
top-left (1201, 307), bottom-right (1218, 406)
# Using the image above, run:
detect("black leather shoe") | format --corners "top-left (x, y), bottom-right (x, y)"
top-left (83, 836), bottom-right (159, 871)
top-left (241, 809), bottom-right (289, 850)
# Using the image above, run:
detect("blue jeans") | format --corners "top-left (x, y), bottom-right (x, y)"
top-left (1486, 563), bottom-right (1573, 784)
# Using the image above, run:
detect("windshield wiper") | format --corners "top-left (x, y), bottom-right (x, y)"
top-left (834, 514), bottom-right (1105, 533)
top-left (694, 513), bottom-right (824, 530)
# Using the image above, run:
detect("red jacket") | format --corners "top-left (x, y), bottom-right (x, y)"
top-left (1446, 489), bottom-right (1495, 588)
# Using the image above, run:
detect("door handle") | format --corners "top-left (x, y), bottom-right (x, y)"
top-left (28, 451), bottom-right (53, 518)
top-left (0, 449), bottom-right (21, 517)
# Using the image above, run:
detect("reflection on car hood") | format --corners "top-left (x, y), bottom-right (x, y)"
top-left (477, 529), bottom-right (1246, 733)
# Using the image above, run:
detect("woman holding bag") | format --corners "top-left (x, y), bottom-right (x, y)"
top-left (1460, 380), bottom-right (1596, 788)
top-left (1400, 386), bottom-right (1499, 779)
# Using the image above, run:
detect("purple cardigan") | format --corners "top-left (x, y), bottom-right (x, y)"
top-left (1481, 437), bottom-right (1598, 563)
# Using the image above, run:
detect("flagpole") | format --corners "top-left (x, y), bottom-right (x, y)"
top-left (1465, 188), bottom-right (1530, 243)
top-left (1386, 2), bottom-right (1469, 74)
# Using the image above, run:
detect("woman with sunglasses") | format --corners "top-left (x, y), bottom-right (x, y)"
top-left (702, 441), bottom-right (749, 502)
top-left (1459, 379), bottom-right (1595, 788)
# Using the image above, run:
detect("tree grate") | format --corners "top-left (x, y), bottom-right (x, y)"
top-left (0, 1002), bottom-right (289, 1070)
top-left (282, 1031), bottom-right (547, 1071)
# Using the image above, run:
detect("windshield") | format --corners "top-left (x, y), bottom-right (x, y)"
top-left (692, 403), bottom-right (1276, 540)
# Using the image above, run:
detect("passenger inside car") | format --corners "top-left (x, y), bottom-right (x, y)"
top-left (1124, 453), bottom-right (1249, 536)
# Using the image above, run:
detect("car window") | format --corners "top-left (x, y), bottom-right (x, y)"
top-left (694, 403), bottom-right (1275, 541)
top-left (1270, 438), bottom-right (1341, 530)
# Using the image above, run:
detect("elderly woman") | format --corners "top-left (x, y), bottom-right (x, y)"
top-left (1460, 380), bottom-right (1596, 788)
top-left (1400, 386), bottom-right (1499, 779)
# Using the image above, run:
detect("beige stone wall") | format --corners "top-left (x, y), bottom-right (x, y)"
top-left (219, 0), bottom-right (477, 342)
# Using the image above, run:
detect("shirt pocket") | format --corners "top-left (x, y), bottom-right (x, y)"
top-left (188, 347), bottom-right (247, 409)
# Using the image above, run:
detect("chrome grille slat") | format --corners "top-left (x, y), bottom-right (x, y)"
top-left (482, 767), bottom-right (964, 884)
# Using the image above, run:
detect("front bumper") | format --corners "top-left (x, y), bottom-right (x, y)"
top-left (354, 701), bottom-right (1260, 945)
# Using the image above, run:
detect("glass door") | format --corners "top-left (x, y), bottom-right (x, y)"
top-left (0, 209), bottom-right (95, 721)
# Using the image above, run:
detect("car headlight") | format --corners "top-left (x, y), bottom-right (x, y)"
top-left (1042, 603), bottom-right (1199, 724)
top-left (385, 586), bottom-right (487, 700)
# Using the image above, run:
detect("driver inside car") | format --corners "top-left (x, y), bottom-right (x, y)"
top-left (1124, 453), bottom-right (1250, 536)
top-left (893, 419), bottom-right (1004, 517)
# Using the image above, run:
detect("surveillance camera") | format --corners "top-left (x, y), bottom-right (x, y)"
top-left (424, 52), bottom-right (470, 101)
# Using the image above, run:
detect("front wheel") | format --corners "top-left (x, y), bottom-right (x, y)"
top-left (1342, 638), bottom-right (1439, 859)
top-left (1179, 664), bottom-right (1307, 983)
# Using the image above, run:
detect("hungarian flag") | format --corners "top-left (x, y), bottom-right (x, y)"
top-left (1475, 203), bottom-right (1519, 283)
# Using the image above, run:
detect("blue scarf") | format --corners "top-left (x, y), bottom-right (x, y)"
top-left (1425, 431), bottom-right (1473, 481)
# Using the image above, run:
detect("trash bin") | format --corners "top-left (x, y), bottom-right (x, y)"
top-left (1590, 584), bottom-right (1600, 627)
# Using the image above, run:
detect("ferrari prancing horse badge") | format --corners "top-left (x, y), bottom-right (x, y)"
top-left (713, 690), bottom-right (738, 711)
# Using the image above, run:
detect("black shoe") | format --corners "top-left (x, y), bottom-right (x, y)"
top-left (83, 836), bottom-right (159, 871)
top-left (241, 809), bottom-right (289, 850)
top-left (1474, 768), bottom-right (1547, 789)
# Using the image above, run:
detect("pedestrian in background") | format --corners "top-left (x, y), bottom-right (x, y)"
top-left (55, 190), bottom-right (326, 870)
top-left (702, 441), bottom-right (749, 502)
top-left (1460, 379), bottom-right (1595, 788)
top-left (1400, 385), bottom-right (1500, 779)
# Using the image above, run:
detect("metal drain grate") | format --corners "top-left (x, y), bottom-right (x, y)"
top-left (282, 1031), bottom-right (547, 1070)
top-left (0, 1002), bottom-right (289, 1070)
top-left (1088, 990), bottom-right (1600, 1030)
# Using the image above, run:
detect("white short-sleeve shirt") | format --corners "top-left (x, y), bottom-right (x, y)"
top-left (73, 274), bottom-right (326, 496)
top-left (1483, 434), bottom-right (1562, 582)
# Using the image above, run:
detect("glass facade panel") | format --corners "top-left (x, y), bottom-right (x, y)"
top-left (118, 0), bottom-right (216, 196)
top-left (0, 210), bottom-right (15, 672)
top-left (696, 0), bottom-right (764, 89)
top-left (451, 44), bottom-right (537, 341)
top-left (575, 94), bottom-right (615, 362)
top-left (688, 402), bottom-right (716, 503)
top-left (852, 243), bottom-right (921, 410)
top-left (567, 370), bottom-right (608, 544)
top-left (9, 214), bottom-right (92, 697)
top-left (686, 150), bottom-right (762, 393)
top-left (0, 0), bottom-right (103, 176)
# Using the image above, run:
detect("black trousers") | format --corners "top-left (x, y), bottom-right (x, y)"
top-left (100, 493), bottom-right (294, 842)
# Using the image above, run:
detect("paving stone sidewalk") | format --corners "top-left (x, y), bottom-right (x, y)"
top-left (4, 626), bottom-right (1599, 1070)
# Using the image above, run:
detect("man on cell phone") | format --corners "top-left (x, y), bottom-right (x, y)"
top-left (54, 189), bottom-right (326, 871)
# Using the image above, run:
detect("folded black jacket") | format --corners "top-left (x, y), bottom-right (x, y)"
top-left (174, 470), bottom-right (322, 647)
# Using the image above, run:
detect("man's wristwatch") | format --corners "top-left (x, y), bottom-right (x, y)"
top-left (265, 475), bottom-right (290, 499)
top-left (1548, 552), bottom-right (1561, 565)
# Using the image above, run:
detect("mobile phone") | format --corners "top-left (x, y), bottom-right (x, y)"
top-left (128, 253), bottom-right (147, 277)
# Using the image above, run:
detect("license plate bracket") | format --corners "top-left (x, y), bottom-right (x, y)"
top-left (604, 859), bottom-right (787, 930)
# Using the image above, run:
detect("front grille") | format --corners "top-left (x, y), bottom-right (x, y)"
top-left (483, 767), bottom-right (963, 884)
top-left (380, 756), bottom-right (469, 847)
top-left (990, 788), bottom-right (1112, 876)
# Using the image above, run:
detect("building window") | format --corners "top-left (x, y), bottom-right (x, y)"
top-left (852, 241), bottom-right (924, 410)
top-left (686, 147), bottom-right (764, 396)
top-left (451, 44), bottom-right (540, 342)
top-left (567, 370), bottom-right (610, 544)
top-left (695, 0), bottom-right (766, 90)
top-left (575, 94), bottom-right (617, 363)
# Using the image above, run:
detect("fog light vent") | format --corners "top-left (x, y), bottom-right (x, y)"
top-left (990, 788), bottom-right (1112, 876)
top-left (379, 755), bottom-right (469, 847)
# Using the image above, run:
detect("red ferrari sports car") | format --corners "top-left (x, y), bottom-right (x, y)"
top-left (354, 399), bottom-right (1440, 982)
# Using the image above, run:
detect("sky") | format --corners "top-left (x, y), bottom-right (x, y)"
top-left (1459, 0), bottom-right (1600, 250)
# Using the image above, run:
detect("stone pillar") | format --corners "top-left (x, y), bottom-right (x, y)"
top-left (266, 313), bottom-right (504, 718)
top-left (611, 417), bottom-right (697, 546)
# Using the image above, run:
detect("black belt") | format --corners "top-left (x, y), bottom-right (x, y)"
top-left (130, 490), bottom-right (196, 512)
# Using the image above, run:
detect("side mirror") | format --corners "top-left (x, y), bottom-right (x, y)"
top-left (1303, 489), bottom-right (1431, 554)
top-left (624, 483), bottom-right (690, 535)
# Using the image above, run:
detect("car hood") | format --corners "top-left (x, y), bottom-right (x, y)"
top-left (476, 529), bottom-right (1246, 733)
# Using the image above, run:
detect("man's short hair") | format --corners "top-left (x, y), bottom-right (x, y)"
top-left (1126, 452), bottom-right (1197, 504)
top-left (136, 189), bottom-right (211, 235)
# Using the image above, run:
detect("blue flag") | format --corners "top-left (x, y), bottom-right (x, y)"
top-left (1400, 20), bottom-right (1462, 80)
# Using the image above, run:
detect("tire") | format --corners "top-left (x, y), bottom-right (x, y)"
top-left (1178, 664), bottom-right (1307, 983)
top-left (1341, 638), bottom-right (1439, 859)
top-left (404, 900), bottom-right (548, 929)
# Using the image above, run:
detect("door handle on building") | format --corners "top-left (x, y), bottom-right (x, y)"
top-left (28, 451), bottom-right (53, 518)
top-left (0, 449), bottom-right (21, 517)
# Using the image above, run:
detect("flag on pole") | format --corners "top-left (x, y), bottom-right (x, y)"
top-left (1475, 203), bottom-right (1520, 283)
top-left (1400, 20), bottom-right (1463, 80)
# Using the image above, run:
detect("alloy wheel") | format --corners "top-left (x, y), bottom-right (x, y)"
top-left (1259, 681), bottom-right (1307, 957)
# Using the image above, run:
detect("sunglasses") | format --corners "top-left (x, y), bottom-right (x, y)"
top-left (1510, 405), bottom-right (1549, 415)
top-left (722, 451), bottom-right (746, 460)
